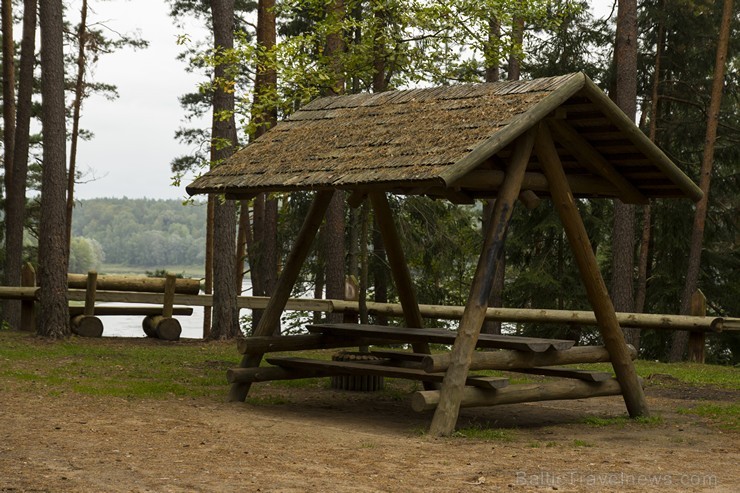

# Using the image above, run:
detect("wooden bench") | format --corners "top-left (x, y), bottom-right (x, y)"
top-left (306, 323), bottom-right (576, 352)
top-left (228, 322), bottom-right (630, 412)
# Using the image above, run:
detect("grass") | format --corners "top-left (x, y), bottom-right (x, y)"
top-left (582, 415), bottom-right (663, 427)
top-left (0, 330), bottom-right (235, 400)
top-left (579, 360), bottom-right (740, 390)
top-left (677, 403), bottom-right (740, 432)
top-left (453, 426), bottom-right (516, 442)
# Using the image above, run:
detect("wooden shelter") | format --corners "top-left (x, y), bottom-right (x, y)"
top-left (187, 73), bottom-right (702, 436)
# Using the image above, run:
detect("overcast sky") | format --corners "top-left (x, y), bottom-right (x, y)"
top-left (67, 0), bottom-right (616, 200)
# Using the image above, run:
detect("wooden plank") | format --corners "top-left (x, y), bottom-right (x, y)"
top-left (307, 323), bottom-right (574, 352)
top-left (266, 357), bottom-right (509, 390)
top-left (68, 306), bottom-right (193, 317)
top-left (369, 350), bottom-right (429, 363)
top-left (412, 377), bottom-right (629, 412)
top-left (423, 344), bottom-right (637, 373)
top-left (509, 367), bottom-right (613, 382)
top-left (535, 124), bottom-right (649, 418)
top-left (229, 190), bottom-right (335, 402)
top-left (237, 334), bottom-right (399, 354)
top-left (430, 128), bottom-right (537, 437)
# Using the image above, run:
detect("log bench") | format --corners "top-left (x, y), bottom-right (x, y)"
top-left (230, 322), bottom-right (633, 411)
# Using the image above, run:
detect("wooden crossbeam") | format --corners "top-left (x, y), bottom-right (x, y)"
top-left (412, 377), bottom-right (630, 412)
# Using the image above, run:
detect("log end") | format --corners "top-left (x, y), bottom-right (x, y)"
top-left (71, 315), bottom-right (104, 338)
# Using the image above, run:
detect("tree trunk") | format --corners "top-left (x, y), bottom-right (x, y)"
top-left (485, 17), bottom-right (500, 83)
top-left (670, 0), bottom-right (734, 361)
top-left (2, 0), bottom-right (15, 193)
top-left (323, 0), bottom-right (346, 323)
top-left (208, 0), bottom-right (240, 340)
top-left (203, 195), bottom-right (214, 338)
top-left (4, 0), bottom-right (37, 330)
top-left (242, 0), bottom-right (279, 333)
top-left (65, 0), bottom-right (88, 247)
top-left (610, 0), bottom-right (638, 330)
top-left (507, 16), bottom-right (523, 81)
top-left (38, 0), bottom-right (70, 338)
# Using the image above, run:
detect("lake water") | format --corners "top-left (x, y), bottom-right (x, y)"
top-left (101, 279), bottom-right (313, 338)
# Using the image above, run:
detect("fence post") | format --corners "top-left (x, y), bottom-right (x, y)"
top-left (20, 263), bottom-right (36, 332)
top-left (687, 290), bottom-right (706, 363)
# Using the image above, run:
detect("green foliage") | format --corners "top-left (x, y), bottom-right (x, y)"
top-left (70, 198), bottom-right (207, 268)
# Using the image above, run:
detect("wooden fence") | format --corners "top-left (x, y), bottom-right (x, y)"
top-left (1, 266), bottom-right (737, 362)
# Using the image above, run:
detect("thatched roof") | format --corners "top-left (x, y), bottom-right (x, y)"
top-left (186, 73), bottom-right (702, 203)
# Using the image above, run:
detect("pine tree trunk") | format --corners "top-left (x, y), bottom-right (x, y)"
top-left (670, 0), bottom-right (734, 361)
top-left (209, 0), bottom-right (239, 340)
top-left (2, 0), bottom-right (15, 190)
top-left (323, 0), bottom-right (346, 323)
top-left (65, 0), bottom-right (87, 247)
top-left (610, 0), bottom-right (638, 325)
top-left (244, 0), bottom-right (279, 333)
top-left (38, 0), bottom-right (70, 338)
top-left (4, 0), bottom-right (36, 330)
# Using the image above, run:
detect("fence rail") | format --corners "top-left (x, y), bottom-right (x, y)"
top-left (2, 266), bottom-right (737, 363)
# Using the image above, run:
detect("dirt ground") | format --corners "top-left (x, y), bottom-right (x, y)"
top-left (1, 357), bottom-right (738, 492)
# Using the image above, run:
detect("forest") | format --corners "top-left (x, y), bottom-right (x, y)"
top-left (0, 1), bottom-right (738, 364)
top-left (68, 198), bottom-right (207, 272)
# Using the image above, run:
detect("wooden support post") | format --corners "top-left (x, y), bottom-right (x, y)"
top-left (429, 128), bottom-right (535, 436)
top-left (688, 290), bottom-right (707, 363)
top-left (370, 191), bottom-right (435, 389)
top-left (84, 271), bottom-right (98, 316)
top-left (71, 270), bottom-right (104, 337)
top-left (162, 273), bottom-right (176, 318)
top-left (535, 124), bottom-right (649, 418)
top-left (20, 262), bottom-right (36, 332)
top-left (369, 192), bottom-right (428, 346)
top-left (229, 190), bottom-right (335, 402)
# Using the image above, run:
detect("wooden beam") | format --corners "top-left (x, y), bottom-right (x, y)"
top-left (535, 124), bottom-right (649, 418)
top-left (369, 192), bottom-right (428, 349)
top-left (412, 377), bottom-right (629, 412)
top-left (455, 170), bottom-right (621, 197)
top-left (429, 127), bottom-right (536, 437)
top-left (547, 119), bottom-right (648, 204)
top-left (236, 333), bottom-right (399, 354)
top-left (228, 190), bottom-right (335, 402)
top-left (67, 273), bottom-right (200, 295)
top-left (423, 344), bottom-right (637, 373)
